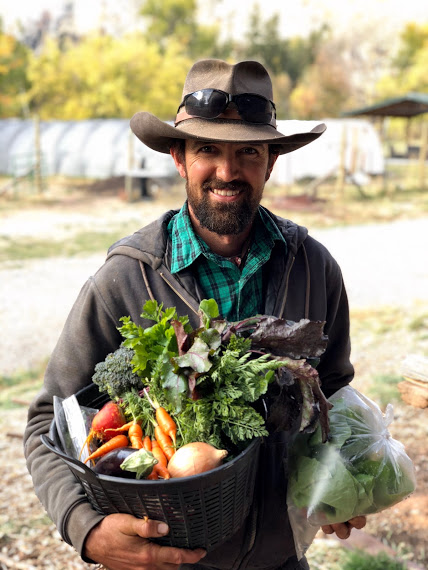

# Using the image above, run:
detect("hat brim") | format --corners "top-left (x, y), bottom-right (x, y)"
top-left (130, 112), bottom-right (326, 155)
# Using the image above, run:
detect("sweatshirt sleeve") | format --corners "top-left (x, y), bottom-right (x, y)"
top-left (23, 275), bottom-right (123, 559)
top-left (316, 256), bottom-right (355, 398)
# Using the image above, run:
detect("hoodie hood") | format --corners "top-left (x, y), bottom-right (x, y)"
top-left (106, 210), bottom-right (179, 269)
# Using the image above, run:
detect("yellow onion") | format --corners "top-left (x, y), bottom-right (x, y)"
top-left (167, 442), bottom-right (228, 478)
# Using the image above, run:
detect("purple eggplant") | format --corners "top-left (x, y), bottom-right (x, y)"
top-left (93, 447), bottom-right (137, 478)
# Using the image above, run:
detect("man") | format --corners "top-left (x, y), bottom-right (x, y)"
top-left (24, 59), bottom-right (366, 570)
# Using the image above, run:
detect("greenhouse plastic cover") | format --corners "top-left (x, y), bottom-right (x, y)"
top-left (271, 118), bottom-right (385, 185)
top-left (0, 117), bottom-right (384, 182)
top-left (0, 118), bottom-right (177, 179)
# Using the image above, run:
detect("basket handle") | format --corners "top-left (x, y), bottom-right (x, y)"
top-left (40, 434), bottom-right (99, 482)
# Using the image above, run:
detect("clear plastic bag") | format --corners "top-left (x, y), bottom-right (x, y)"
top-left (287, 385), bottom-right (417, 559)
top-left (53, 394), bottom-right (99, 462)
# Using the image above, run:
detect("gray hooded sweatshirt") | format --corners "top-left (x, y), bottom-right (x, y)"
top-left (24, 208), bottom-right (354, 569)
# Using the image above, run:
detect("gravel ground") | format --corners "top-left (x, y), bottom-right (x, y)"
top-left (1, 200), bottom-right (427, 569)
top-left (1, 215), bottom-right (427, 376)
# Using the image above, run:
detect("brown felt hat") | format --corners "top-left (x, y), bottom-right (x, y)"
top-left (130, 59), bottom-right (326, 155)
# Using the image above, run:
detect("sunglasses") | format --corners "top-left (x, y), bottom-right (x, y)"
top-left (178, 89), bottom-right (276, 124)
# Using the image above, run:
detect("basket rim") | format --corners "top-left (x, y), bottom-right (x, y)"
top-left (46, 422), bottom-right (261, 485)
top-left (91, 437), bottom-right (259, 484)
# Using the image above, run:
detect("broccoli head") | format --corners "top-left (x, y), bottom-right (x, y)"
top-left (92, 345), bottom-right (143, 400)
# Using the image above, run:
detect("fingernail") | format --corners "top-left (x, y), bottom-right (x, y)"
top-left (157, 522), bottom-right (169, 534)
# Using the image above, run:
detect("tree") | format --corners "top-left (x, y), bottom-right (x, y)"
top-left (376, 22), bottom-right (428, 98)
top-left (0, 29), bottom-right (30, 117)
top-left (25, 34), bottom-right (192, 120)
top-left (240, 4), bottom-right (327, 85)
top-left (139, 0), bottom-right (223, 58)
top-left (289, 44), bottom-right (351, 119)
top-left (393, 23), bottom-right (428, 73)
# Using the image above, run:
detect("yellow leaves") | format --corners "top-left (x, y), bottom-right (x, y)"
top-left (0, 33), bottom-right (17, 59)
top-left (25, 33), bottom-right (191, 120)
top-left (0, 31), bottom-right (29, 117)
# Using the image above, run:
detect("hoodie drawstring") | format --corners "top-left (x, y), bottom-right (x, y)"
top-left (302, 243), bottom-right (311, 319)
top-left (139, 260), bottom-right (155, 302)
top-left (278, 243), bottom-right (311, 320)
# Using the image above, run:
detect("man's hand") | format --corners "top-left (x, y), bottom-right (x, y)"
top-left (321, 516), bottom-right (367, 540)
top-left (84, 513), bottom-right (207, 570)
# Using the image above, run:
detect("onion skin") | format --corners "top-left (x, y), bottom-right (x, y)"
top-left (167, 442), bottom-right (228, 478)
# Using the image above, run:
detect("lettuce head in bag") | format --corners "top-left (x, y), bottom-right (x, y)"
top-left (287, 386), bottom-right (416, 559)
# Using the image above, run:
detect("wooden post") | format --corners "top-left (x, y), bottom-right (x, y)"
top-left (336, 124), bottom-right (346, 198)
top-left (34, 115), bottom-right (43, 194)
top-left (350, 125), bottom-right (359, 175)
top-left (381, 117), bottom-right (388, 194)
top-left (125, 129), bottom-right (134, 202)
top-left (418, 122), bottom-right (427, 190)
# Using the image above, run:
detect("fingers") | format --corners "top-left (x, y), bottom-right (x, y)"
top-left (348, 515), bottom-right (367, 529)
top-left (321, 516), bottom-right (367, 540)
top-left (134, 517), bottom-right (170, 539)
top-left (84, 514), bottom-right (207, 569)
top-left (146, 542), bottom-right (207, 567)
top-left (333, 522), bottom-right (352, 539)
top-left (321, 522), bottom-right (351, 539)
top-left (134, 519), bottom-right (207, 566)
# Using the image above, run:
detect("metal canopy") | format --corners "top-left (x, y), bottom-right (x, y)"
top-left (342, 92), bottom-right (428, 118)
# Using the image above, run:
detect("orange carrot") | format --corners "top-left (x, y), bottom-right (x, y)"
top-left (143, 388), bottom-right (177, 446)
top-left (155, 407), bottom-right (177, 446)
top-left (128, 422), bottom-right (144, 449)
top-left (151, 439), bottom-right (168, 467)
top-left (154, 425), bottom-right (175, 461)
top-left (153, 463), bottom-right (170, 479)
top-left (84, 434), bottom-right (128, 464)
top-left (143, 436), bottom-right (152, 451)
top-left (150, 440), bottom-right (170, 479)
top-left (104, 420), bottom-right (135, 434)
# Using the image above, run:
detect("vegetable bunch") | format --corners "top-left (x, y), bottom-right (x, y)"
top-left (84, 298), bottom-right (330, 478)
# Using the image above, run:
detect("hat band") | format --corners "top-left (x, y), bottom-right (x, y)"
top-left (175, 107), bottom-right (245, 125)
top-left (176, 89), bottom-right (276, 127)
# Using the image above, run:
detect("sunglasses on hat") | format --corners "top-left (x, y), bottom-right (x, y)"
top-left (177, 89), bottom-right (276, 125)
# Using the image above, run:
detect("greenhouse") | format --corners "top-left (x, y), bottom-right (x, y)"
top-left (0, 118), bottom-right (177, 180)
top-left (0, 117), bottom-right (384, 186)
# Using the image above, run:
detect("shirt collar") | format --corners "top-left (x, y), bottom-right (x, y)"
top-left (168, 202), bottom-right (204, 273)
top-left (168, 202), bottom-right (285, 274)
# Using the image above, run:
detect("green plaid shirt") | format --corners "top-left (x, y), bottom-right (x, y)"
top-left (167, 202), bottom-right (286, 321)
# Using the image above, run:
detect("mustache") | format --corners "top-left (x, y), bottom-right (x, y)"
top-left (202, 179), bottom-right (253, 192)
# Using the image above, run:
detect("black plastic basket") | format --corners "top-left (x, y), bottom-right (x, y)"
top-left (41, 384), bottom-right (261, 551)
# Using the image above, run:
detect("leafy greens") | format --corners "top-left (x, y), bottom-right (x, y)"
top-left (93, 299), bottom-right (331, 451)
top-left (288, 387), bottom-right (416, 525)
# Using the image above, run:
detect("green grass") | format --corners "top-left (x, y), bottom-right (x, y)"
top-left (0, 228), bottom-right (130, 263)
top-left (0, 363), bottom-right (46, 409)
top-left (342, 550), bottom-right (406, 570)
top-left (306, 542), bottom-right (408, 570)
top-left (366, 374), bottom-right (403, 408)
top-left (345, 302), bottom-right (428, 405)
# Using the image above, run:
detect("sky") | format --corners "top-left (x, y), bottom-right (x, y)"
top-left (1, 0), bottom-right (427, 40)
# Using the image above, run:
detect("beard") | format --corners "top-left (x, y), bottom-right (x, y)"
top-left (186, 178), bottom-right (262, 235)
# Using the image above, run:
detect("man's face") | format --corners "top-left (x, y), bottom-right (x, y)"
top-left (171, 140), bottom-right (277, 235)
